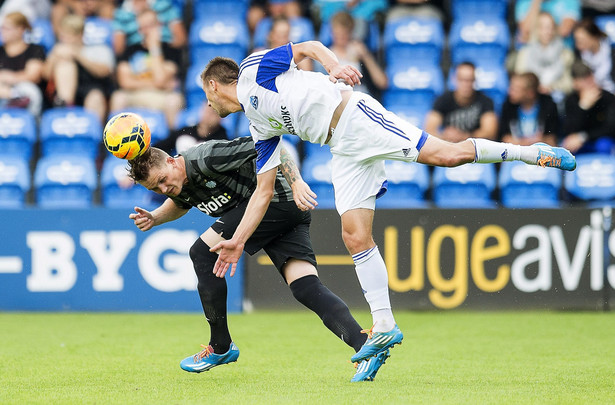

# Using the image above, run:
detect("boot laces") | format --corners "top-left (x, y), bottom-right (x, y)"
top-left (360, 323), bottom-right (376, 340)
top-left (193, 344), bottom-right (213, 362)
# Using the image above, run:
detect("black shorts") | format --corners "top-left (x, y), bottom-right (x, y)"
top-left (210, 199), bottom-right (317, 274)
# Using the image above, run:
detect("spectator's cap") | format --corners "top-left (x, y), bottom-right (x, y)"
top-left (571, 60), bottom-right (593, 79)
top-left (60, 14), bottom-right (85, 36)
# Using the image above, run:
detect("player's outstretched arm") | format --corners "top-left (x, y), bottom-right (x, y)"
top-left (291, 41), bottom-right (362, 86)
top-left (279, 146), bottom-right (318, 211)
top-left (129, 198), bottom-right (188, 231)
top-left (210, 168), bottom-right (277, 277)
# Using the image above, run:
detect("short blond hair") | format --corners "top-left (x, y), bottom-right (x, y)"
top-left (60, 14), bottom-right (85, 36)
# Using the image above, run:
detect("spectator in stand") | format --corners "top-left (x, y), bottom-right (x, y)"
top-left (385, 0), bottom-right (445, 24)
top-left (155, 102), bottom-right (228, 156)
top-left (424, 62), bottom-right (498, 143)
top-left (247, 0), bottom-right (303, 35)
top-left (110, 8), bottom-right (184, 127)
top-left (0, 12), bottom-right (45, 116)
top-left (328, 11), bottom-right (387, 96)
top-left (112, 0), bottom-right (186, 56)
top-left (0, 0), bottom-right (51, 23)
top-left (52, 0), bottom-right (115, 34)
top-left (263, 17), bottom-right (312, 71)
top-left (43, 14), bottom-right (114, 123)
top-left (562, 61), bottom-right (615, 155)
top-left (499, 72), bottom-right (559, 147)
top-left (573, 18), bottom-right (615, 94)
top-left (514, 11), bottom-right (574, 96)
top-left (516, 0), bottom-right (581, 45)
top-left (312, 0), bottom-right (388, 41)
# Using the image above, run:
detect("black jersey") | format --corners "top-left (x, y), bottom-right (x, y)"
top-left (169, 137), bottom-right (293, 217)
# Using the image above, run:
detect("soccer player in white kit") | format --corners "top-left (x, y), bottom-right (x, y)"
top-left (201, 41), bottom-right (576, 363)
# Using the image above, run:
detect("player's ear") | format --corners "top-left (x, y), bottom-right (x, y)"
top-left (166, 156), bottom-right (175, 166)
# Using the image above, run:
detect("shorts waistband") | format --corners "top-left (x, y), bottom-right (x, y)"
top-left (327, 91), bottom-right (366, 148)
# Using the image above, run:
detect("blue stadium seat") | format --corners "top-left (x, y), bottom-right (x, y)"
top-left (377, 161), bottom-right (430, 208)
top-left (83, 17), bottom-right (113, 47)
top-left (101, 157), bottom-right (157, 209)
top-left (383, 62), bottom-right (444, 109)
top-left (35, 155), bottom-right (97, 208)
top-left (595, 15), bottom-right (615, 45)
top-left (0, 156), bottom-right (30, 208)
top-left (24, 18), bottom-right (55, 52)
top-left (301, 149), bottom-right (335, 209)
top-left (449, 18), bottom-right (510, 66)
top-left (40, 107), bottom-right (101, 158)
top-left (451, 0), bottom-right (508, 21)
top-left (432, 164), bottom-right (497, 208)
top-left (565, 154), bottom-right (615, 205)
top-left (109, 108), bottom-right (169, 144)
top-left (175, 104), bottom-right (237, 137)
top-left (499, 161), bottom-right (562, 208)
top-left (185, 63), bottom-right (206, 109)
top-left (253, 16), bottom-right (315, 49)
top-left (448, 63), bottom-right (509, 113)
top-left (192, 0), bottom-right (249, 22)
top-left (386, 104), bottom-right (429, 128)
top-left (0, 108), bottom-right (36, 160)
top-left (384, 17), bottom-right (444, 66)
top-left (189, 16), bottom-right (249, 64)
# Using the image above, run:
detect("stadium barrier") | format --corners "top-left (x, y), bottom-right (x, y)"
top-left (2, 208), bottom-right (614, 312)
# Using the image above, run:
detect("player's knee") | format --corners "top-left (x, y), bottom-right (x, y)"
top-left (189, 238), bottom-right (217, 268)
top-left (341, 228), bottom-right (373, 253)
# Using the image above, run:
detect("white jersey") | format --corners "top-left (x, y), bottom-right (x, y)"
top-left (237, 43), bottom-right (350, 174)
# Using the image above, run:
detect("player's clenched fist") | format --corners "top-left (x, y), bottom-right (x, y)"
top-left (129, 206), bottom-right (155, 231)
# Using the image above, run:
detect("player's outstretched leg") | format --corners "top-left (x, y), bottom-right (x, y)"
top-left (351, 349), bottom-right (390, 382)
top-left (180, 343), bottom-right (240, 373)
top-left (351, 324), bottom-right (403, 363)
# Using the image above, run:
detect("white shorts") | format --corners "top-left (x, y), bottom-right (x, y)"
top-left (328, 92), bottom-right (429, 215)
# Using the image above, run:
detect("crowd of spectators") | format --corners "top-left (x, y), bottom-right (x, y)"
top-left (3, 0), bottom-right (615, 207)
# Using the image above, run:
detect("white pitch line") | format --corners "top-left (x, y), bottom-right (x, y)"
top-left (0, 257), bottom-right (22, 273)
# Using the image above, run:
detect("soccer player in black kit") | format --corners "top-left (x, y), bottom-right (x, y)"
top-left (126, 137), bottom-right (389, 382)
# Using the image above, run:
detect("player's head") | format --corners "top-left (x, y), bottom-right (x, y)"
top-left (128, 147), bottom-right (186, 197)
top-left (201, 57), bottom-right (240, 118)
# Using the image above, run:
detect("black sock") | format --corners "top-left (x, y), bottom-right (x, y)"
top-left (190, 238), bottom-right (231, 354)
top-left (290, 275), bottom-right (366, 352)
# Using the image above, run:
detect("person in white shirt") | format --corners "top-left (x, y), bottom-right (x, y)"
top-left (199, 41), bottom-right (577, 364)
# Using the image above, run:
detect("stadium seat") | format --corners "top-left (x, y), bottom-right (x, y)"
top-left (449, 18), bottom-right (510, 66)
top-left (301, 149), bottom-right (335, 209)
top-left (448, 63), bottom-right (509, 113)
top-left (253, 16), bottom-right (315, 49)
top-left (109, 108), bottom-right (169, 145)
top-left (24, 18), bottom-right (55, 52)
top-left (377, 161), bottom-right (430, 208)
top-left (83, 17), bottom-right (113, 47)
top-left (34, 155), bottom-right (97, 209)
top-left (0, 156), bottom-right (30, 208)
top-left (185, 63), bottom-right (207, 109)
top-left (595, 15), bottom-right (615, 45)
top-left (189, 16), bottom-right (249, 64)
top-left (101, 157), bottom-right (157, 209)
top-left (40, 107), bottom-right (101, 158)
top-left (175, 104), bottom-right (237, 137)
top-left (383, 62), bottom-right (444, 109)
top-left (432, 164), bottom-right (497, 208)
top-left (451, 0), bottom-right (508, 21)
top-left (565, 154), bottom-right (615, 205)
top-left (384, 17), bottom-right (445, 67)
top-left (192, 0), bottom-right (249, 22)
top-left (386, 104), bottom-right (429, 128)
top-left (499, 161), bottom-right (562, 208)
top-left (0, 108), bottom-right (37, 160)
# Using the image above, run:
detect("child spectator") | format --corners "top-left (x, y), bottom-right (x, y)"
top-left (516, 0), bottom-right (581, 45)
top-left (0, 12), bottom-right (45, 116)
top-left (110, 9), bottom-right (184, 127)
top-left (43, 14), bottom-right (114, 124)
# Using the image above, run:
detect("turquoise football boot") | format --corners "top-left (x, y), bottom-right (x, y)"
top-left (351, 349), bottom-right (390, 382)
top-left (351, 324), bottom-right (403, 363)
top-left (534, 142), bottom-right (576, 171)
top-left (180, 342), bottom-right (239, 373)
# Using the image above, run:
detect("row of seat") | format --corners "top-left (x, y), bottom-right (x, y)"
top-left (1, 152), bottom-right (612, 209)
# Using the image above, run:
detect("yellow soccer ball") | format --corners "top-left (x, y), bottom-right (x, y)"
top-left (103, 112), bottom-right (151, 160)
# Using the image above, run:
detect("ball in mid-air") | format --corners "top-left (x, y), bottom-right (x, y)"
top-left (103, 112), bottom-right (151, 160)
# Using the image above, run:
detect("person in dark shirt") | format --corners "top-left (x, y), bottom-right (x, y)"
top-left (126, 140), bottom-right (385, 382)
top-left (154, 103), bottom-right (228, 155)
top-left (499, 72), bottom-right (559, 146)
top-left (562, 60), bottom-right (615, 154)
top-left (424, 62), bottom-right (498, 142)
top-left (0, 11), bottom-right (45, 116)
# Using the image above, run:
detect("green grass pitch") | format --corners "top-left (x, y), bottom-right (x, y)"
top-left (1, 311), bottom-right (614, 404)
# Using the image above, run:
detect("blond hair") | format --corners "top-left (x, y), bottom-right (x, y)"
top-left (60, 14), bottom-right (85, 36)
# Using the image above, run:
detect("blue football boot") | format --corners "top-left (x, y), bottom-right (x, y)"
top-left (180, 342), bottom-right (239, 373)
top-left (351, 349), bottom-right (390, 382)
top-left (534, 142), bottom-right (576, 171)
top-left (351, 324), bottom-right (403, 363)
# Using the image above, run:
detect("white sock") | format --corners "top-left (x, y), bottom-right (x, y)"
top-left (352, 246), bottom-right (396, 332)
top-left (470, 138), bottom-right (539, 165)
